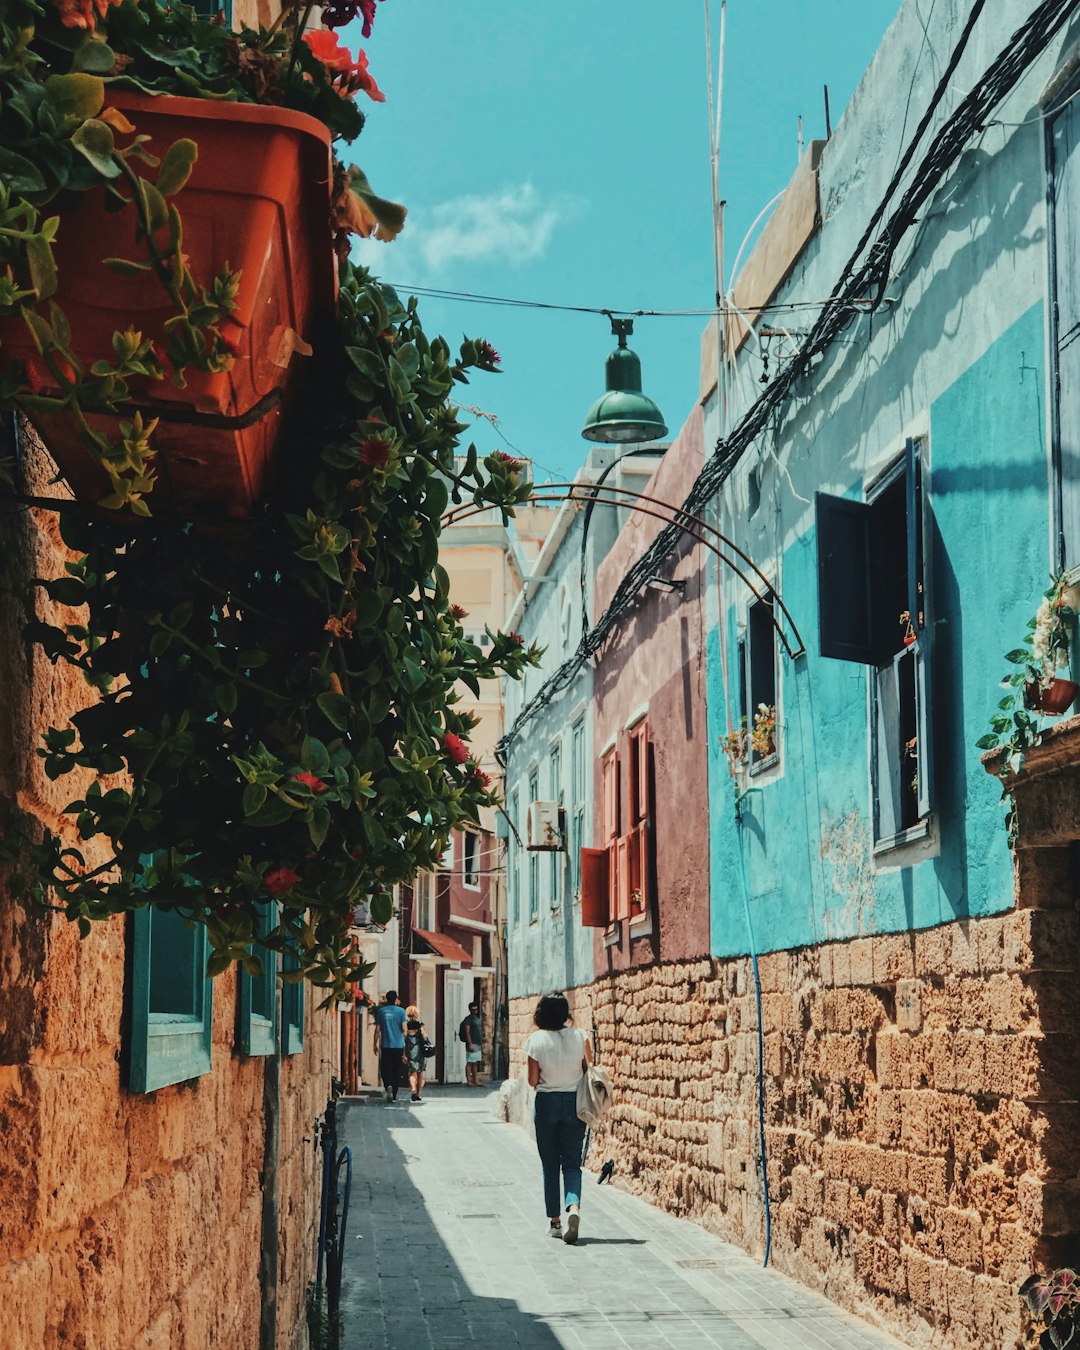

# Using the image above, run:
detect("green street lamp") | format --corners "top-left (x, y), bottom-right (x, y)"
top-left (581, 317), bottom-right (668, 444)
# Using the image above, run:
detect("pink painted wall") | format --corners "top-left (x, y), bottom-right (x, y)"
top-left (592, 408), bottom-right (711, 974)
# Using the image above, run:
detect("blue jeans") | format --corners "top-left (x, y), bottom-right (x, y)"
top-left (534, 1091), bottom-right (586, 1219)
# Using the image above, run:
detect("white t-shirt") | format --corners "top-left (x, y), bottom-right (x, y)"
top-left (524, 1027), bottom-right (587, 1092)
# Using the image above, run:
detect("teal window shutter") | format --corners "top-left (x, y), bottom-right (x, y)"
top-left (191, 0), bottom-right (234, 23)
top-left (237, 904), bottom-right (278, 1057)
top-left (282, 955), bottom-right (304, 1055)
top-left (128, 907), bottom-right (214, 1093)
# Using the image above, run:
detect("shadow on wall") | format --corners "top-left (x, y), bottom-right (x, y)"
top-left (774, 111), bottom-right (1048, 499)
top-left (0, 424), bottom-right (50, 1062)
top-left (336, 1095), bottom-right (562, 1348)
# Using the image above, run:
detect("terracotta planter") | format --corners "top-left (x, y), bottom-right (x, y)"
top-left (1026, 677), bottom-right (1079, 715)
top-left (4, 92), bottom-right (336, 516)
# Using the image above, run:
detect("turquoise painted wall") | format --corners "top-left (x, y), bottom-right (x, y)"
top-left (708, 303), bottom-right (1050, 957)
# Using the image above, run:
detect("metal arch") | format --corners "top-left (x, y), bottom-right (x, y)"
top-left (442, 482), bottom-right (806, 661)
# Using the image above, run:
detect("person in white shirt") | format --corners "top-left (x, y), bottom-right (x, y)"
top-left (524, 992), bottom-right (592, 1244)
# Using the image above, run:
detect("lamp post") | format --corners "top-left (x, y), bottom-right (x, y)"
top-left (581, 317), bottom-right (669, 444)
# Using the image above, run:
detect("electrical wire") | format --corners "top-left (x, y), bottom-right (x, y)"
top-left (497, 0), bottom-right (1079, 761)
top-left (383, 283), bottom-right (892, 320)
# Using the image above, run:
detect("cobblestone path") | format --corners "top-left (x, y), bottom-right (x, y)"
top-left (338, 1085), bottom-right (907, 1350)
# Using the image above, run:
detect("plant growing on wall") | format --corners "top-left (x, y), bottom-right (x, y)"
top-left (1021, 1267), bottom-right (1079, 1349)
top-left (4, 266), bottom-right (539, 997)
top-left (977, 574), bottom-right (1078, 841)
top-left (0, 0), bottom-right (542, 998)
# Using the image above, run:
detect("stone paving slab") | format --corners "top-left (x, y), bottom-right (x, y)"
top-left (337, 1085), bottom-right (909, 1350)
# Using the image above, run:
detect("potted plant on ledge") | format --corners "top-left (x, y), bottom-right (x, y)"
top-left (0, 0), bottom-right (400, 516)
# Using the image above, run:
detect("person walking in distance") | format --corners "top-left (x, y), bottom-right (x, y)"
top-left (525, 992), bottom-right (591, 1244)
top-left (404, 1004), bottom-right (428, 1102)
top-left (373, 990), bottom-right (408, 1103)
top-left (460, 1001), bottom-right (484, 1086)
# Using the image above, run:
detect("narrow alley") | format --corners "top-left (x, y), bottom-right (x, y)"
top-left (339, 1087), bottom-right (907, 1350)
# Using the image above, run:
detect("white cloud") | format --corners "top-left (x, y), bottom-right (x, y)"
top-left (352, 181), bottom-right (574, 280)
top-left (416, 183), bottom-right (566, 269)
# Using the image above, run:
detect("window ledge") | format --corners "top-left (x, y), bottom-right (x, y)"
top-left (628, 912), bottom-right (653, 937)
top-left (873, 816), bottom-right (935, 861)
top-left (749, 751), bottom-right (779, 778)
top-left (602, 923), bottom-right (621, 947)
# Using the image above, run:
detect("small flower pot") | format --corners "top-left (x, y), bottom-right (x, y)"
top-left (1025, 677), bottom-right (1079, 715)
top-left (4, 92), bottom-right (336, 516)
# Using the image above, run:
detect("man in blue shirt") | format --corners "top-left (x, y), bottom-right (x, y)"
top-left (373, 990), bottom-right (408, 1102)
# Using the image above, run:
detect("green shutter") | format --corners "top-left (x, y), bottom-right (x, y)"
top-left (237, 905), bottom-right (278, 1057)
top-left (128, 908), bottom-right (214, 1093)
top-left (282, 956), bottom-right (304, 1055)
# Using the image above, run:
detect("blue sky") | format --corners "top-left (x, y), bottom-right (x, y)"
top-left (344, 2), bottom-right (897, 482)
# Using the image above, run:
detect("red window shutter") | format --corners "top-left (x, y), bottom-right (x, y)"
top-left (631, 820), bottom-right (650, 917)
top-left (614, 834), bottom-right (631, 922)
top-left (580, 847), bottom-right (609, 927)
top-left (602, 750), bottom-right (620, 843)
top-left (635, 721), bottom-right (650, 824)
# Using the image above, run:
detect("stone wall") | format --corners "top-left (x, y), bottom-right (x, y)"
top-left (0, 430), bottom-right (329, 1349)
top-left (508, 905), bottom-right (1080, 1350)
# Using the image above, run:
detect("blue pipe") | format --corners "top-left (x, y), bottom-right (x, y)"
top-left (735, 806), bottom-right (772, 1268)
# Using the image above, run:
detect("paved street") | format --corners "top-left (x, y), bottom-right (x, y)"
top-left (338, 1085), bottom-right (907, 1350)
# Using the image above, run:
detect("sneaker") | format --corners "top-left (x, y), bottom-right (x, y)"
top-left (384, 1087), bottom-right (392, 1102)
top-left (411, 1092), bottom-right (420, 1101)
top-left (548, 1222), bottom-right (563, 1239)
top-left (564, 1206), bottom-right (580, 1245)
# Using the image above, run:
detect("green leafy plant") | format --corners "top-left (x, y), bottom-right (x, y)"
top-left (1021, 1268), bottom-right (1079, 1349)
top-left (977, 574), bottom-right (1077, 841)
top-left (3, 266), bottom-right (539, 997)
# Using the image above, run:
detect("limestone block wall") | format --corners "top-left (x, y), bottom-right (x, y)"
top-left (508, 907), bottom-right (1080, 1350)
top-left (0, 430), bottom-right (330, 1349)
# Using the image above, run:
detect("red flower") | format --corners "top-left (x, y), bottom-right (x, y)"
top-left (293, 770), bottom-right (327, 795)
top-left (442, 732), bottom-right (469, 765)
top-left (477, 340), bottom-right (501, 369)
top-left (506, 631), bottom-right (524, 646)
top-left (23, 352), bottom-right (75, 393)
top-left (54, 0), bottom-right (124, 29)
top-left (451, 604), bottom-right (469, 620)
top-left (473, 767), bottom-right (492, 791)
top-left (265, 867), bottom-right (301, 897)
top-left (303, 29), bottom-right (385, 103)
top-left (359, 438), bottom-right (390, 469)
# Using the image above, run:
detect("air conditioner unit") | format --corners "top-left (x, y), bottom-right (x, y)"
top-left (527, 801), bottom-right (564, 851)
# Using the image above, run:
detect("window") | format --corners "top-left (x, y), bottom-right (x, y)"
top-left (570, 719), bottom-right (586, 901)
top-left (128, 907), bottom-right (214, 1092)
top-left (463, 832), bottom-right (480, 889)
top-left (237, 903), bottom-right (278, 1057)
top-left (743, 592), bottom-right (778, 771)
top-left (548, 739), bottom-right (562, 911)
top-left (528, 767), bottom-right (539, 922)
top-left (509, 790), bottom-right (520, 926)
top-left (414, 872), bottom-right (435, 930)
top-left (626, 720), bottom-right (652, 921)
top-left (816, 439), bottom-right (932, 846)
top-left (191, 0), bottom-right (232, 19)
top-left (600, 744), bottom-right (622, 924)
top-left (282, 966), bottom-right (304, 1055)
top-left (439, 836), bottom-right (454, 871)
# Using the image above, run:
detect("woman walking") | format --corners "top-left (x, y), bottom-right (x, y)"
top-left (404, 1005), bottom-right (428, 1102)
top-left (525, 992), bottom-right (591, 1244)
